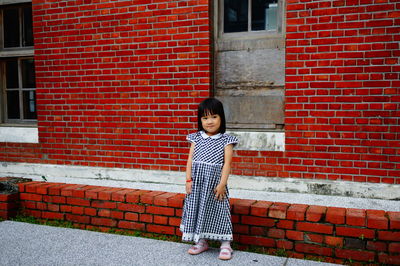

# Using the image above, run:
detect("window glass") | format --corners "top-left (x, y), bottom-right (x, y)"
top-left (6, 91), bottom-right (20, 119)
top-left (3, 8), bottom-right (20, 48)
top-left (6, 60), bottom-right (19, 88)
top-left (23, 7), bottom-right (33, 46)
top-left (23, 90), bottom-right (36, 119)
top-left (21, 59), bottom-right (35, 88)
top-left (251, 0), bottom-right (278, 31)
top-left (224, 0), bottom-right (248, 33)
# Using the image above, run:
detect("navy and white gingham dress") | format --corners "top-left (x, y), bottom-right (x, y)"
top-left (180, 131), bottom-right (238, 243)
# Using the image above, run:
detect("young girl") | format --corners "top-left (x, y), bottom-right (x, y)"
top-left (180, 98), bottom-right (238, 260)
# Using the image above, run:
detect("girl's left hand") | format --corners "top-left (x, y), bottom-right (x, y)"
top-left (214, 183), bottom-right (226, 201)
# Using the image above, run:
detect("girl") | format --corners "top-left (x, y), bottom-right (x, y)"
top-left (180, 98), bottom-right (238, 260)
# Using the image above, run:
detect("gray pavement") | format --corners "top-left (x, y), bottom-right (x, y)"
top-left (0, 221), bottom-right (340, 266)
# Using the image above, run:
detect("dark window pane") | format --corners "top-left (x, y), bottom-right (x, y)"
top-left (3, 8), bottom-right (20, 48)
top-left (23, 90), bottom-right (37, 119)
top-left (7, 90), bottom-right (20, 119)
top-left (224, 0), bottom-right (248, 33)
top-left (6, 60), bottom-right (19, 88)
top-left (252, 0), bottom-right (278, 31)
top-left (21, 59), bottom-right (36, 88)
top-left (23, 7), bottom-right (34, 46)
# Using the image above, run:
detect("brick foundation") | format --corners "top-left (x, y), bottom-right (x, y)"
top-left (8, 181), bottom-right (398, 264)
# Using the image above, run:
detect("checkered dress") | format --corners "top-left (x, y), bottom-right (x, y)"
top-left (180, 131), bottom-right (238, 243)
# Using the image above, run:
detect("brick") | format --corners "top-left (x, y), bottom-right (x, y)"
top-left (25, 183), bottom-right (46, 193)
top-left (48, 184), bottom-right (70, 196)
top-left (366, 209), bottom-right (388, 229)
top-left (61, 185), bottom-right (88, 197)
top-left (268, 203), bottom-right (289, 219)
top-left (140, 191), bottom-right (166, 204)
top-left (154, 215), bottom-right (168, 225)
top-left (304, 233), bottom-right (324, 244)
top-left (111, 189), bottom-right (136, 202)
top-left (267, 228), bottom-right (285, 239)
top-left (250, 226), bottom-right (265, 236)
top-left (325, 207), bottom-right (346, 224)
top-left (286, 230), bottom-right (304, 241)
top-left (91, 217), bottom-right (117, 227)
top-left (276, 240), bottom-right (294, 250)
top-left (153, 192), bottom-right (178, 206)
top-left (325, 236), bottom-right (343, 247)
top-left (336, 226), bottom-right (375, 239)
top-left (389, 243), bottom-right (400, 253)
top-left (92, 201), bottom-right (117, 209)
top-left (97, 188), bottom-right (123, 201)
top-left (295, 243), bottom-right (332, 257)
top-left (344, 237), bottom-right (365, 249)
top-left (118, 221), bottom-right (145, 231)
top-left (146, 206), bottom-right (174, 216)
top-left (233, 224), bottom-right (249, 234)
top-left (42, 211), bottom-right (64, 220)
top-left (85, 187), bottom-right (109, 200)
top-left (71, 206), bottom-right (84, 215)
top-left (388, 212), bottom-right (400, 229)
top-left (117, 203), bottom-right (145, 213)
top-left (239, 235), bottom-right (276, 248)
top-left (306, 206), bottom-right (326, 222)
top-left (335, 249), bottom-right (375, 262)
top-left (67, 198), bottom-right (90, 207)
top-left (0, 193), bottom-right (18, 202)
top-left (140, 214), bottom-right (153, 223)
top-left (366, 241), bottom-right (387, 252)
top-left (241, 215), bottom-right (275, 227)
top-left (147, 224), bottom-right (175, 235)
top-left (378, 254), bottom-right (400, 265)
top-left (287, 204), bottom-right (308, 221)
top-left (125, 212), bottom-right (139, 221)
top-left (378, 231), bottom-right (400, 241)
top-left (43, 195), bottom-right (66, 204)
top-left (346, 208), bottom-right (366, 226)
top-left (20, 193), bottom-right (42, 202)
top-left (276, 219), bottom-right (294, 229)
top-left (167, 194), bottom-right (185, 208)
top-left (250, 201), bottom-right (272, 217)
top-left (18, 181), bottom-right (42, 192)
top-left (169, 217), bottom-right (181, 227)
top-left (84, 208), bottom-right (97, 216)
top-left (233, 199), bottom-right (256, 215)
top-left (66, 214), bottom-right (90, 224)
top-left (127, 190), bottom-right (151, 203)
top-left (296, 222), bottom-right (333, 234)
top-left (36, 183), bottom-right (64, 195)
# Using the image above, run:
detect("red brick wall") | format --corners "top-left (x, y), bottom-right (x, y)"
top-left (11, 181), bottom-right (399, 264)
top-left (283, 0), bottom-right (400, 183)
top-left (0, 0), bottom-right (399, 185)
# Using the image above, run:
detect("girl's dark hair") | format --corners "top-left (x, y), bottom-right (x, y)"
top-left (197, 98), bottom-right (226, 134)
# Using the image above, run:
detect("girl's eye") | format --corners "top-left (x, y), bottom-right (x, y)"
top-left (212, 115), bottom-right (218, 118)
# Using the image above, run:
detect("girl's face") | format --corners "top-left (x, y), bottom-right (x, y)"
top-left (201, 113), bottom-right (221, 136)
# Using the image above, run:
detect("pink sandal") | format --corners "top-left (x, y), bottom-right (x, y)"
top-left (219, 246), bottom-right (233, 260)
top-left (188, 242), bottom-right (209, 255)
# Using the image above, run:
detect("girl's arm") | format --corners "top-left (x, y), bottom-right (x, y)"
top-left (214, 144), bottom-right (234, 201)
top-left (185, 142), bottom-right (195, 194)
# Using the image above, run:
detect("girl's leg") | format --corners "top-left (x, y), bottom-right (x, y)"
top-left (219, 241), bottom-right (233, 260)
top-left (188, 239), bottom-right (209, 255)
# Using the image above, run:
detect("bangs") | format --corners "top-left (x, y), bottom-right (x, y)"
top-left (197, 98), bottom-right (226, 134)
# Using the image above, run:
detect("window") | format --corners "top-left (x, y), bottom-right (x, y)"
top-left (214, 0), bottom-right (285, 132)
top-left (224, 0), bottom-right (279, 33)
top-left (0, 3), bottom-right (36, 124)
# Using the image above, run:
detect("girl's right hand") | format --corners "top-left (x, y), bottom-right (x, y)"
top-left (186, 181), bottom-right (192, 194)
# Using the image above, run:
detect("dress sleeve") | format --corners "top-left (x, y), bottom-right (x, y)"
top-left (186, 132), bottom-right (198, 144)
top-left (224, 134), bottom-right (239, 147)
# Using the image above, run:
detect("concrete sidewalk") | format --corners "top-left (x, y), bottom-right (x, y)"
top-left (0, 221), bottom-right (340, 266)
